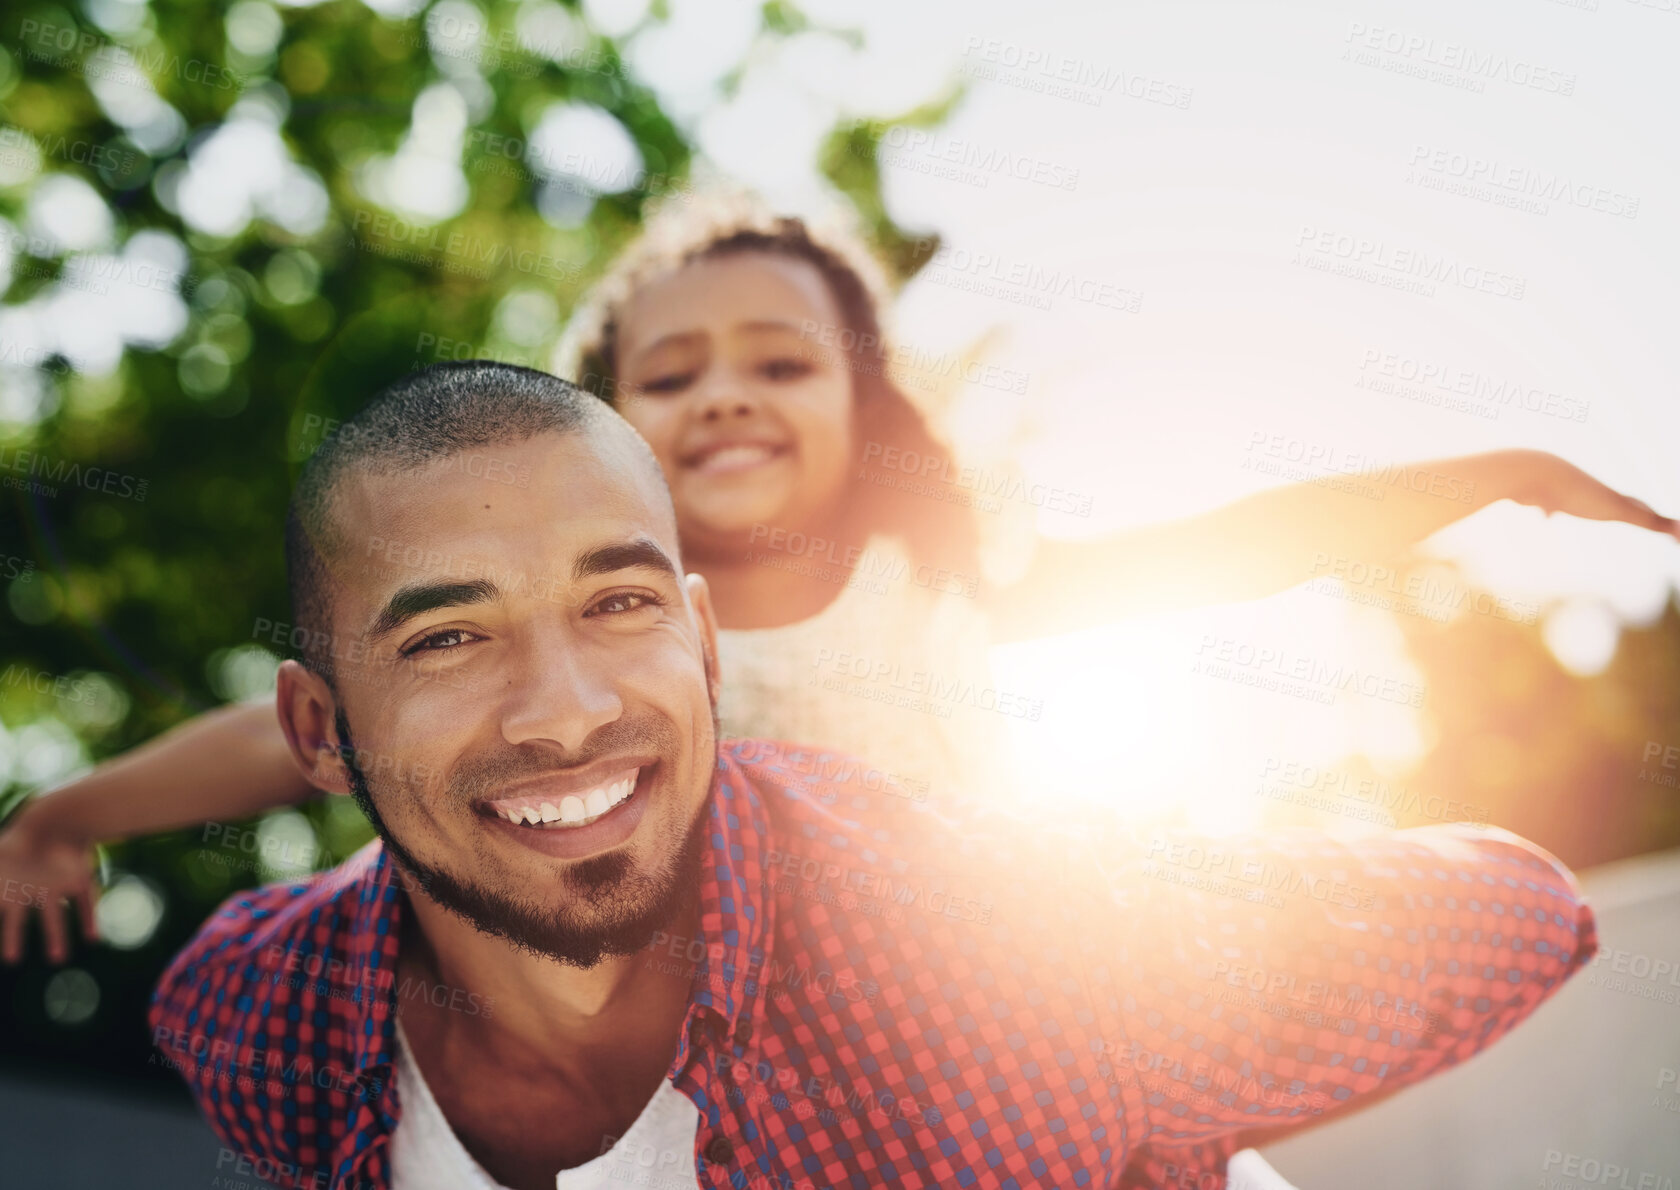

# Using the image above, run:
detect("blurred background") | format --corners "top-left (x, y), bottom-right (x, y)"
top-left (0, 0), bottom-right (1677, 1186)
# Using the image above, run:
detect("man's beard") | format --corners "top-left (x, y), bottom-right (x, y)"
top-left (336, 708), bottom-right (713, 968)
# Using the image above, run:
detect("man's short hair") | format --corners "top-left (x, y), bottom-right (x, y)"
top-left (284, 361), bottom-right (669, 682)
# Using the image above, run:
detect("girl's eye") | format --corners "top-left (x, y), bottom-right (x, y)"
top-left (589, 592), bottom-right (664, 616)
top-left (641, 370), bottom-right (696, 394)
top-left (760, 357), bottom-right (812, 381)
top-left (401, 628), bottom-right (479, 656)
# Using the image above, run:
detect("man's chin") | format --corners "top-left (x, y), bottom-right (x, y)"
top-left (393, 797), bottom-right (712, 969)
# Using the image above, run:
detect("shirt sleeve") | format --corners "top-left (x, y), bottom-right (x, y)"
top-left (1078, 823), bottom-right (1596, 1174)
top-left (147, 893), bottom-right (305, 1179)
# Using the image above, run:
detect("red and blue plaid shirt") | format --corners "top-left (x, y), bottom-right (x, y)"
top-left (150, 738), bottom-right (1596, 1190)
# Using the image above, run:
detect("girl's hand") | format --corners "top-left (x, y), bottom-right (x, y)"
top-left (1507, 450), bottom-right (1680, 541)
top-left (0, 804), bottom-right (100, 964)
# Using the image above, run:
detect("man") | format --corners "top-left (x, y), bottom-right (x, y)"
top-left (150, 362), bottom-right (1596, 1190)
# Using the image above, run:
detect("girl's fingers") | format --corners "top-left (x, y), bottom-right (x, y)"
top-left (39, 897), bottom-right (67, 964)
top-left (77, 885), bottom-right (100, 943)
top-left (1, 905), bottom-right (23, 964)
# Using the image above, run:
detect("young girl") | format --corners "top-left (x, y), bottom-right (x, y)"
top-left (2, 189), bottom-right (1674, 968)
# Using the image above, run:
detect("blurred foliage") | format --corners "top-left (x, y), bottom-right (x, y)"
top-left (0, 0), bottom-right (941, 1086)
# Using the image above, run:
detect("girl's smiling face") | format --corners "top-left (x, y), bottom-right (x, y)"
top-left (612, 252), bottom-right (856, 558)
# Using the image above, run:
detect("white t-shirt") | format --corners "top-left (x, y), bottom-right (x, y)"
top-left (388, 1019), bottom-right (703, 1190)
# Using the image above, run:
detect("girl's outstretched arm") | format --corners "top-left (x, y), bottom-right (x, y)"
top-left (988, 448), bottom-right (1678, 642)
top-left (0, 699), bottom-right (316, 963)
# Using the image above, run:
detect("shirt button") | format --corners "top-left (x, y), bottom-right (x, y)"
top-left (689, 1015), bottom-right (719, 1047)
top-left (733, 1018), bottom-right (753, 1044)
top-left (704, 1135), bottom-right (734, 1164)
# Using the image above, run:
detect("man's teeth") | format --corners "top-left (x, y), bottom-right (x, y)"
top-left (493, 773), bottom-right (637, 828)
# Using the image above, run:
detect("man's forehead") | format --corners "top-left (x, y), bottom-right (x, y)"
top-left (329, 426), bottom-right (679, 564)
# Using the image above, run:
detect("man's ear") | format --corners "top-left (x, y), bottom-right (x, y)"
top-left (275, 660), bottom-right (352, 795)
top-left (685, 572), bottom-right (723, 709)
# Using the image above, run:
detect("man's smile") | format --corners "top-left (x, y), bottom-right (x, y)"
top-left (476, 763), bottom-right (659, 859)
top-left (484, 765), bottom-right (643, 828)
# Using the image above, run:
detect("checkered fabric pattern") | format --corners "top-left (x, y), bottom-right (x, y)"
top-left (150, 738), bottom-right (1597, 1190)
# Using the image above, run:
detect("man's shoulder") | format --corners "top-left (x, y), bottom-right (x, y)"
top-left (147, 838), bottom-right (394, 1063)
top-left (723, 736), bottom-right (960, 852)
top-left (156, 840), bottom-right (388, 986)
top-left (722, 737), bottom-right (1096, 927)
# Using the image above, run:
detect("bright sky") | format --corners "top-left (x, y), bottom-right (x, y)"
top-left (684, 0), bottom-right (1680, 827)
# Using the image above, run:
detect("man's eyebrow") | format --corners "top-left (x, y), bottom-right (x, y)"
top-left (572, 538), bottom-right (680, 584)
top-left (365, 579), bottom-right (501, 643)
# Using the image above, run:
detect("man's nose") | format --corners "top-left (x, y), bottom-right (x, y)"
top-left (499, 628), bottom-right (623, 752)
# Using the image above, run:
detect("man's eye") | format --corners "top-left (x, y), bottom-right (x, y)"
top-left (589, 592), bottom-right (663, 616)
top-left (401, 628), bottom-right (478, 656)
top-left (761, 357), bottom-right (812, 381)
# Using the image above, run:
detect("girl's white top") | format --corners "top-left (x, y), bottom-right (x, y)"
top-left (714, 533), bottom-right (1018, 806)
